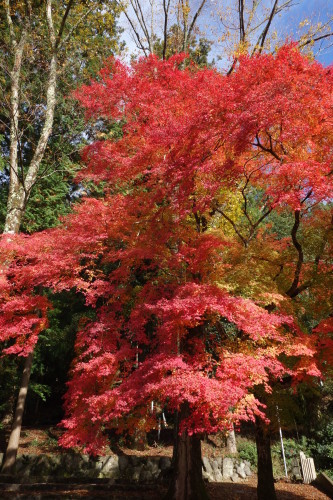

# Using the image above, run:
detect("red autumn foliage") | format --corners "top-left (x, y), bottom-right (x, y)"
top-left (0, 45), bottom-right (332, 454)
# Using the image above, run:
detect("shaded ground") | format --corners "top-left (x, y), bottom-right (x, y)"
top-left (2, 427), bottom-right (234, 458)
top-left (0, 480), bottom-right (330, 499)
top-left (0, 428), bottom-right (329, 499)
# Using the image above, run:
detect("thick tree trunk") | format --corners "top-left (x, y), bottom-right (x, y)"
top-left (255, 418), bottom-right (277, 500)
top-left (1, 352), bottom-right (33, 474)
top-left (165, 406), bottom-right (209, 500)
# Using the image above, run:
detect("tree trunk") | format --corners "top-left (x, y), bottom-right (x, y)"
top-left (1, 0), bottom-right (59, 472)
top-left (226, 425), bottom-right (237, 454)
top-left (165, 406), bottom-right (209, 500)
top-left (255, 418), bottom-right (277, 500)
top-left (4, 1), bottom-right (58, 234)
top-left (1, 352), bottom-right (34, 474)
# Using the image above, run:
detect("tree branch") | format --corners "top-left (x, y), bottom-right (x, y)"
top-left (286, 210), bottom-right (304, 298)
top-left (253, 0), bottom-right (279, 55)
top-left (4, 0), bottom-right (16, 47)
top-left (58, 6), bottom-right (94, 50)
top-left (254, 134), bottom-right (282, 162)
top-left (162, 0), bottom-right (171, 60)
top-left (55, 0), bottom-right (75, 49)
top-left (215, 206), bottom-right (248, 247)
top-left (239, 0), bottom-right (245, 43)
top-left (187, 0), bottom-right (207, 44)
top-left (298, 32), bottom-right (333, 49)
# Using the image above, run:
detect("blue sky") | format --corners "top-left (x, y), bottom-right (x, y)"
top-left (276, 0), bottom-right (333, 66)
top-left (119, 0), bottom-right (333, 68)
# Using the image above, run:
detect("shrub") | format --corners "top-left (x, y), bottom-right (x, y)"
top-left (237, 438), bottom-right (257, 466)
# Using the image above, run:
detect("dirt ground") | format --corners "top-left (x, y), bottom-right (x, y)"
top-left (0, 427), bottom-right (330, 499)
top-left (0, 480), bottom-right (329, 499)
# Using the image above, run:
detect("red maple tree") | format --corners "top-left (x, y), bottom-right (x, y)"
top-left (0, 45), bottom-right (332, 499)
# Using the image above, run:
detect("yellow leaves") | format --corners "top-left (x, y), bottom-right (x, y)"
top-left (299, 19), bottom-right (310, 29)
top-left (209, 188), bottom-right (243, 238)
top-left (233, 40), bottom-right (250, 58)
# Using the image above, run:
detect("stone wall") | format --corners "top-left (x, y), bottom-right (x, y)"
top-left (202, 456), bottom-right (252, 482)
top-left (0, 453), bottom-right (252, 483)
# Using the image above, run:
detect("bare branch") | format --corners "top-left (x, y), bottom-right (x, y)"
top-left (56, 0), bottom-right (75, 49)
top-left (239, 0), bottom-right (245, 43)
top-left (299, 32), bottom-right (333, 49)
top-left (254, 0), bottom-right (279, 54)
top-left (187, 0), bottom-right (207, 44)
top-left (129, 0), bottom-right (153, 53)
top-left (46, 0), bottom-right (56, 49)
top-left (123, 9), bottom-right (149, 55)
top-left (162, 0), bottom-right (171, 60)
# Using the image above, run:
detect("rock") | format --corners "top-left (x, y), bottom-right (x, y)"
top-left (244, 465), bottom-right (252, 476)
top-left (33, 454), bottom-right (53, 474)
top-left (214, 470), bottom-right (223, 482)
top-left (202, 470), bottom-right (215, 482)
top-left (211, 459), bottom-right (219, 472)
top-left (132, 465), bottom-right (143, 482)
top-left (236, 466), bottom-right (247, 479)
top-left (159, 456), bottom-right (171, 470)
top-left (99, 456), bottom-right (119, 476)
top-left (223, 457), bottom-right (234, 478)
top-left (216, 457), bottom-right (222, 469)
top-left (118, 455), bottom-right (129, 472)
top-left (244, 460), bottom-right (251, 468)
top-left (202, 457), bottom-right (213, 474)
top-left (139, 469), bottom-right (153, 482)
top-left (146, 459), bottom-right (159, 475)
top-left (50, 455), bottom-right (61, 466)
top-left (130, 456), bottom-right (142, 467)
top-left (231, 473), bottom-right (240, 482)
top-left (15, 458), bottom-right (27, 474)
top-left (238, 461), bottom-right (245, 469)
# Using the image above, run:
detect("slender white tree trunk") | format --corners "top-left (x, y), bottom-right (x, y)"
top-left (4, 1), bottom-right (58, 234)
top-left (1, 353), bottom-right (34, 474)
top-left (1, 0), bottom-right (58, 474)
top-left (3, 20), bottom-right (27, 234)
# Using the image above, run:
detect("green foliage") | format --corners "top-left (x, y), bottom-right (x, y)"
top-left (22, 171), bottom-right (74, 233)
top-left (0, 356), bottom-right (21, 423)
top-left (0, 0), bottom-right (122, 235)
top-left (29, 382), bottom-right (52, 402)
top-left (237, 438), bottom-right (258, 466)
top-left (153, 24), bottom-right (212, 67)
top-left (308, 422), bottom-right (333, 476)
top-left (0, 135), bottom-right (5, 171)
top-left (26, 290), bottom-right (92, 423)
top-left (234, 431), bottom-right (333, 478)
top-left (271, 432), bottom-right (333, 478)
top-left (272, 437), bottom-right (306, 476)
top-left (0, 169), bottom-right (74, 233)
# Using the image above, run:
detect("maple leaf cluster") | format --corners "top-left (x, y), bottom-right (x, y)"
top-left (0, 45), bottom-right (332, 454)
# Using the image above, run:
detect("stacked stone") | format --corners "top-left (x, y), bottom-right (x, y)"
top-left (7, 453), bottom-right (251, 483)
top-left (9, 453), bottom-right (172, 482)
top-left (202, 456), bottom-right (252, 482)
top-left (118, 455), bottom-right (171, 483)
